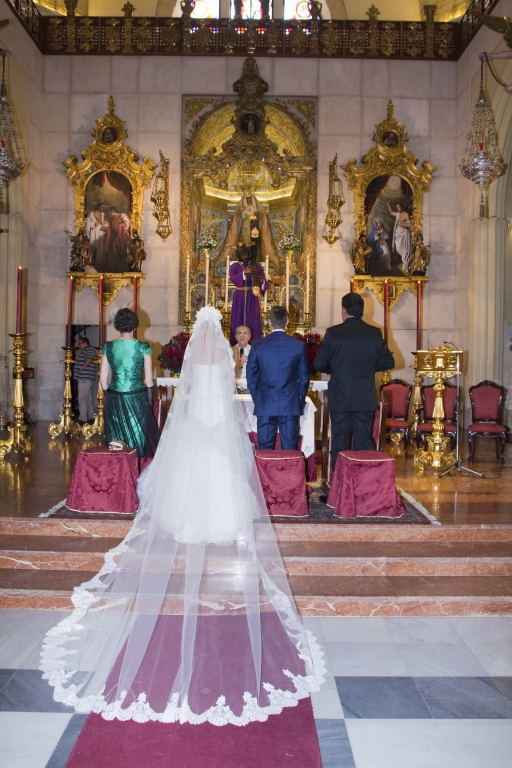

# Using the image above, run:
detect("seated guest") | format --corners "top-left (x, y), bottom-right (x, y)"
top-left (246, 305), bottom-right (309, 450)
top-left (232, 324), bottom-right (252, 380)
top-left (100, 308), bottom-right (159, 459)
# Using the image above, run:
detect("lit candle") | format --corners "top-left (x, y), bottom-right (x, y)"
top-left (65, 274), bottom-right (74, 347)
top-left (98, 275), bottom-right (105, 347)
top-left (15, 266), bottom-right (23, 335)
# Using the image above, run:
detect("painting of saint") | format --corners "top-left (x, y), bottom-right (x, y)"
top-left (365, 175), bottom-right (413, 276)
top-left (85, 171), bottom-right (134, 273)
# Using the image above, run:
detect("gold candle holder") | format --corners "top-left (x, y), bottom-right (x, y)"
top-left (81, 367), bottom-right (105, 442)
top-left (48, 346), bottom-right (81, 440)
top-left (413, 345), bottom-right (462, 474)
top-left (0, 333), bottom-right (31, 461)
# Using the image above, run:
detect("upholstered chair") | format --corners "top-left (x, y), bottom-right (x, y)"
top-left (380, 379), bottom-right (412, 449)
top-left (467, 380), bottom-right (509, 463)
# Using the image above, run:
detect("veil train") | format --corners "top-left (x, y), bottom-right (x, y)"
top-left (40, 306), bottom-right (325, 726)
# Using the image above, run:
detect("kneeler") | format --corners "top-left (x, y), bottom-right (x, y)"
top-left (66, 447), bottom-right (139, 514)
top-left (255, 450), bottom-right (308, 517)
top-left (327, 450), bottom-right (404, 519)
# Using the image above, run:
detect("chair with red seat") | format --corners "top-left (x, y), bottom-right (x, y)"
top-left (380, 379), bottom-right (412, 448)
top-left (254, 449), bottom-right (308, 517)
top-left (467, 380), bottom-right (509, 463)
top-left (417, 382), bottom-right (458, 447)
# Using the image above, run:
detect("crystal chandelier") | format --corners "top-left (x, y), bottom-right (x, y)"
top-left (0, 50), bottom-right (25, 214)
top-left (459, 56), bottom-right (507, 219)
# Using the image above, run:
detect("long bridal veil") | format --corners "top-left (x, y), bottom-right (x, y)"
top-left (40, 306), bottom-right (325, 726)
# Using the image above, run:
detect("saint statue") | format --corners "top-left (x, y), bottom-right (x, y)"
top-left (220, 192), bottom-right (277, 268)
top-left (229, 246), bottom-right (268, 346)
top-left (388, 202), bottom-right (412, 273)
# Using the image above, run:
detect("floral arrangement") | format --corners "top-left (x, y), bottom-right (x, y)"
top-left (197, 232), bottom-right (218, 251)
top-left (294, 331), bottom-right (322, 372)
top-left (278, 233), bottom-right (301, 252)
top-left (159, 331), bottom-right (190, 374)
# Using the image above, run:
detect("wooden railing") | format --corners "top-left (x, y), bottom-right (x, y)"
top-left (1, 0), bottom-right (504, 59)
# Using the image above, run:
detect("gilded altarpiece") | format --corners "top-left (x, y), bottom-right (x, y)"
top-left (180, 58), bottom-right (317, 334)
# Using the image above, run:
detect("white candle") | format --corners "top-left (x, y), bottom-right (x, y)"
top-left (304, 251), bottom-right (310, 317)
top-left (285, 252), bottom-right (290, 310)
top-left (204, 250), bottom-right (210, 306)
top-left (185, 252), bottom-right (191, 313)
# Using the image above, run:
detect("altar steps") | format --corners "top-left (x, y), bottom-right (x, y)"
top-left (1, 518), bottom-right (512, 616)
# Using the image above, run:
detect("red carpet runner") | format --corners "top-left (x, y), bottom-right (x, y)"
top-left (66, 698), bottom-right (321, 768)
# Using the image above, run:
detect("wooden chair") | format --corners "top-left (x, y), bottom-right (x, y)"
top-left (467, 380), bottom-right (509, 463)
top-left (380, 379), bottom-right (412, 449)
top-left (416, 382), bottom-right (458, 447)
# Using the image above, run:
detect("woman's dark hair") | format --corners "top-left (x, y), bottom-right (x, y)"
top-left (114, 308), bottom-right (139, 333)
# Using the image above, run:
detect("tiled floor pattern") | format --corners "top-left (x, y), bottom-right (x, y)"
top-left (1, 613), bottom-right (512, 767)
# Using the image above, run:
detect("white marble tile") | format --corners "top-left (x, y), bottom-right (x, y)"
top-left (39, 172), bottom-right (69, 212)
top-left (362, 60), bottom-right (389, 97)
top-left (394, 98), bottom-right (429, 137)
top-left (182, 56), bottom-right (227, 94)
top-left (112, 56), bottom-right (140, 94)
top-left (318, 60), bottom-right (361, 96)
top-left (139, 56), bottom-right (182, 93)
top-left (319, 96), bottom-right (361, 135)
top-left (431, 99), bottom-right (457, 138)
top-left (274, 58), bottom-right (319, 96)
top-left (324, 641), bottom-right (408, 677)
top-left (452, 618), bottom-right (512, 676)
top-left (429, 178), bottom-right (458, 216)
top-left (0, 611), bottom-right (68, 670)
top-left (431, 61), bottom-right (456, 99)
top-left (40, 133), bottom-right (70, 174)
top-left (310, 675), bottom-right (344, 719)
top-left (71, 56), bottom-right (112, 93)
top-left (347, 720), bottom-right (512, 768)
top-left (315, 617), bottom-right (397, 645)
top-left (39, 94), bottom-right (70, 133)
top-left (70, 93), bottom-right (110, 133)
top-left (390, 61), bottom-right (431, 99)
top-left (362, 96), bottom-right (388, 137)
top-left (0, 713), bottom-right (72, 768)
top-left (318, 135), bottom-right (360, 179)
top-left (430, 137), bottom-right (456, 177)
top-left (139, 94), bottom-right (181, 132)
top-left (43, 56), bottom-right (71, 94)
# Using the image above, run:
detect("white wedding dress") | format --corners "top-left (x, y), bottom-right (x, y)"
top-left (40, 306), bottom-right (325, 727)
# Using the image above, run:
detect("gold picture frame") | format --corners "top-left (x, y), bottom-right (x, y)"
top-left (344, 101), bottom-right (434, 290)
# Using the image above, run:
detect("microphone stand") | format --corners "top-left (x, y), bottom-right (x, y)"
top-left (439, 362), bottom-right (483, 479)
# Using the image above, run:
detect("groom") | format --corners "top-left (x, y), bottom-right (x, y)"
top-left (246, 305), bottom-right (309, 450)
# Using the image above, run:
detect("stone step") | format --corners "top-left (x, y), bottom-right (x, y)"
top-left (1, 549), bottom-right (512, 577)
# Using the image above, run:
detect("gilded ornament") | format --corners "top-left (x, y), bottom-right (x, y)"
top-left (151, 150), bottom-right (172, 240)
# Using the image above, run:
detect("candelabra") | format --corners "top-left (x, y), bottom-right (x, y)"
top-left (0, 333), bottom-right (30, 461)
top-left (323, 154), bottom-right (345, 245)
top-left (81, 369), bottom-right (105, 442)
top-left (48, 346), bottom-right (81, 440)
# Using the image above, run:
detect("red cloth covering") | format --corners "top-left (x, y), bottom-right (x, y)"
top-left (250, 432), bottom-right (317, 482)
top-left (255, 450), bottom-right (308, 517)
top-left (66, 447), bottom-right (139, 514)
top-left (327, 450), bottom-right (404, 519)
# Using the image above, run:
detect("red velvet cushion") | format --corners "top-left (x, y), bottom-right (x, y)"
top-left (470, 385), bottom-right (502, 421)
top-left (385, 417), bottom-right (408, 430)
top-left (381, 383), bottom-right (410, 419)
top-left (468, 422), bottom-right (506, 434)
top-left (423, 386), bottom-right (457, 420)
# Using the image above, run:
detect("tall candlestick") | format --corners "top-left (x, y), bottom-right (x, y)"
top-left (225, 252), bottom-right (230, 309)
top-left (15, 266), bottom-right (23, 335)
top-left (65, 275), bottom-right (74, 347)
top-left (204, 249), bottom-right (210, 306)
top-left (98, 275), bottom-right (105, 347)
top-left (304, 252), bottom-right (310, 316)
top-left (263, 251), bottom-right (270, 314)
top-left (416, 280), bottom-right (424, 350)
top-left (285, 251), bottom-right (291, 310)
top-left (185, 252), bottom-right (191, 314)
top-left (133, 276), bottom-right (140, 339)
top-left (383, 280), bottom-right (389, 344)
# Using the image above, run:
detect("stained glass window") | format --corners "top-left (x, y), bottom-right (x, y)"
top-left (283, 0), bottom-right (311, 20)
top-left (229, 0), bottom-right (273, 19)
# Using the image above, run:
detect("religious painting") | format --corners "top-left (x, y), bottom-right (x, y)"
top-left (64, 97), bottom-right (155, 278)
top-left (84, 171), bottom-right (133, 273)
top-left (181, 57), bottom-right (317, 335)
top-left (365, 175), bottom-right (414, 276)
top-left (344, 101), bottom-right (434, 281)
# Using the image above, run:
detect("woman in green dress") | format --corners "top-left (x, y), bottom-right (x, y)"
top-left (100, 308), bottom-right (159, 458)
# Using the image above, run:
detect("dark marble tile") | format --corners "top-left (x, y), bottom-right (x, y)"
top-left (0, 668), bottom-right (15, 693)
top-left (315, 719), bottom-right (356, 768)
top-left (415, 677), bottom-right (512, 719)
top-left (335, 677), bottom-right (431, 719)
top-left (46, 714), bottom-right (87, 768)
top-left (0, 669), bottom-right (73, 713)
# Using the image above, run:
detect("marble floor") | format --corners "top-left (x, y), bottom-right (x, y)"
top-left (1, 612), bottom-right (512, 767)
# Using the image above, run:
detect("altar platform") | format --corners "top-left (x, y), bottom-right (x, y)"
top-left (0, 425), bottom-right (512, 616)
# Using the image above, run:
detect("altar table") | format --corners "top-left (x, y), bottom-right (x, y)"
top-left (156, 378), bottom-right (317, 459)
top-left (67, 447), bottom-right (139, 515)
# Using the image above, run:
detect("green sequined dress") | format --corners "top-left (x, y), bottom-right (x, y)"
top-left (104, 339), bottom-right (159, 459)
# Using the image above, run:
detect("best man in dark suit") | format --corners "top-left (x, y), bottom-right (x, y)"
top-left (246, 305), bottom-right (309, 450)
top-left (314, 292), bottom-right (394, 471)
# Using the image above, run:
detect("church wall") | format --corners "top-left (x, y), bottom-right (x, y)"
top-left (1, 8), bottom-right (461, 417)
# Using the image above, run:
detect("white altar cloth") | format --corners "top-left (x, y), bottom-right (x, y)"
top-left (156, 377), bottom-right (317, 457)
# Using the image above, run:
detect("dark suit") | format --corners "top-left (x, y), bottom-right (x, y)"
top-left (246, 331), bottom-right (309, 450)
top-left (314, 317), bottom-right (394, 466)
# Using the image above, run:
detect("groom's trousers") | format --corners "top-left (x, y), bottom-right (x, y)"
top-left (257, 415), bottom-right (300, 450)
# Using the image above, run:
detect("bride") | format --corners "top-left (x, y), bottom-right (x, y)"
top-left (40, 306), bottom-right (325, 727)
